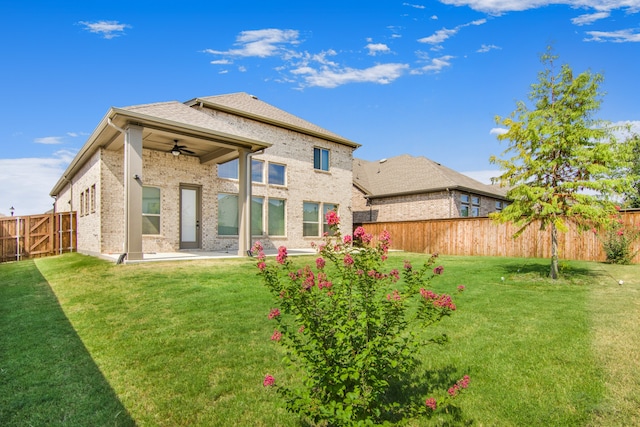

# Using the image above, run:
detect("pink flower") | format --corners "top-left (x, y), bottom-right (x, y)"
top-left (448, 384), bottom-right (459, 396)
top-left (263, 375), bottom-right (275, 387)
top-left (252, 241), bottom-right (264, 252)
top-left (403, 260), bottom-right (412, 270)
top-left (271, 330), bottom-right (282, 341)
top-left (276, 246), bottom-right (288, 264)
top-left (457, 285), bottom-right (465, 292)
top-left (343, 235), bottom-right (352, 244)
top-left (268, 308), bottom-right (281, 319)
top-left (425, 397), bottom-right (437, 410)
top-left (457, 375), bottom-right (470, 389)
top-left (343, 254), bottom-right (354, 267)
top-left (386, 290), bottom-right (401, 302)
top-left (390, 269), bottom-right (400, 282)
top-left (617, 229), bottom-right (624, 236)
top-left (433, 265), bottom-right (444, 275)
top-left (257, 261), bottom-right (267, 271)
top-left (325, 210), bottom-right (340, 226)
top-left (316, 257), bottom-right (326, 270)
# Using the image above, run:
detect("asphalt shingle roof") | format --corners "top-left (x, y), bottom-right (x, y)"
top-left (353, 154), bottom-right (507, 199)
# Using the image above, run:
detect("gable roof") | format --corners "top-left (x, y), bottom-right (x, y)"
top-left (353, 154), bottom-right (508, 200)
top-left (185, 92), bottom-right (360, 148)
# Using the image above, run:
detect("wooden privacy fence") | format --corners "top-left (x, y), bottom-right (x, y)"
top-left (357, 211), bottom-right (640, 263)
top-left (0, 212), bottom-right (77, 263)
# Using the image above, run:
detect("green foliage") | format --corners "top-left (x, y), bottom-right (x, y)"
top-left (490, 46), bottom-right (637, 278)
top-left (255, 215), bottom-right (467, 426)
top-left (624, 135), bottom-right (640, 208)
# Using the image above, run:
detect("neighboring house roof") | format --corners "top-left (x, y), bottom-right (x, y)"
top-left (185, 93), bottom-right (360, 148)
top-left (353, 154), bottom-right (508, 200)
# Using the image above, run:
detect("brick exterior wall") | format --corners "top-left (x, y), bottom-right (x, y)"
top-left (57, 108), bottom-right (355, 255)
top-left (352, 186), bottom-right (504, 223)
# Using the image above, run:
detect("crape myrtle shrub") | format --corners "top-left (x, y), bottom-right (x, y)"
top-left (255, 210), bottom-right (469, 426)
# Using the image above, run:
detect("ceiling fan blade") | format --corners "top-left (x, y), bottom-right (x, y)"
top-left (181, 148), bottom-right (195, 154)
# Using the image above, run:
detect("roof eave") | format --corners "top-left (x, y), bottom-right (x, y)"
top-left (50, 107), bottom-right (273, 196)
top-left (187, 97), bottom-right (361, 149)
top-left (366, 185), bottom-right (509, 201)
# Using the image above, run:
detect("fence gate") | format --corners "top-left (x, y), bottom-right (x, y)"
top-left (0, 212), bottom-right (76, 263)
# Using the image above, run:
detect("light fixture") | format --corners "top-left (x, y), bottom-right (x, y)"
top-left (10, 206), bottom-right (15, 216)
top-left (171, 146), bottom-right (181, 156)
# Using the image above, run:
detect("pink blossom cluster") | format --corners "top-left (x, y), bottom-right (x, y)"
top-left (448, 375), bottom-right (470, 397)
top-left (271, 330), bottom-right (282, 341)
top-left (263, 374), bottom-right (275, 387)
top-left (343, 253), bottom-right (354, 267)
top-left (325, 210), bottom-right (340, 226)
top-left (386, 290), bottom-right (402, 302)
top-left (317, 272), bottom-right (333, 290)
top-left (457, 285), bottom-right (465, 292)
top-left (343, 234), bottom-right (352, 244)
top-left (425, 397), bottom-right (437, 411)
top-left (252, 241), bottom-right (265, 260)
top-left (433, 265), bottom-right (444, 275)
top-left (268, 308), bottom-right (281, 319)
top-left (420, 289), bottom-right (456, 310)
top-left (276, 246), bottom-right (288, 264)
top-left (379, 229), bottom-right (392, 260)
top-left (316, 257), bottom-right (326, 270)
top-left (354, 226), bottom-right (373, 244)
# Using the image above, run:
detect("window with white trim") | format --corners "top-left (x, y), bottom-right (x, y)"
top-left (142, 186), bottom-right (161, 235)
top-left (252, 196), bottom-right (264, 236)
top-left (313, 147), bottom-right (330, 171)
top-left (268, 163), bottom-right (286, 186)
top-left (268, 198), bottom-right (286, 236)
top-left (218, 193), bottom-right (238, 236)
top-left (303, 202), bottom-right (338, 237)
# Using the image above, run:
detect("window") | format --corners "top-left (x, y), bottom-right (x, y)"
top-left (268, 163), bottom-right (286, 186)
top-left (90, 184), bottom-right (96, 213)
top-left (218, 158), bottom-right (266, 183)
top-left (303, 202), bottom-right (320, 236)
top-left (323, 203), bottom-right (338, 235)
top-left (80, 191), bottom-right (85, 216)
top-left (472, 197), bottom-right (480, 217)
top-left (218, 193), bottom-right (238, 236)
top-left (314, 147), bottom-right (330, 171)
top-left (460, 194), bottom-right (469, 217)
top-left (268, 199), bottom-right (286, 236)
top-left (252, 160), bottom-right (264, 183)
top-left (495, 201), bottom-right (503, 212)
top-left (218, 159), bottom-right (238, 180)
top-left (142, 187), bottom-right (161, 235)
top-left (252, 197), bottom-right (264, 236)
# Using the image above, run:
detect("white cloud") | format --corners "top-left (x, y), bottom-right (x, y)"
top-left (431, 15), bottom-right (439, 19)
top-left (210, 59), bottom-right (232, 65)
top-left (610, 120), bottom-right (640, 139)
top-left (292, 63), bottom-right (409, 88)
top-left (0, 151), bottom-right (74, 215)
top-left (204, 29), bottom-right (300, 58)
top-left (571, 11), bottom-right (611, 25)
top-left (34, 136), bottom-right (64, 144)
top-left (413, 55), bottom-right (455, 73)
top-left (436, 0), bottom-right (640, 15)
top-left (584, 28), bottom-right (640, 41)
top-left (477, 43), bottom-right (501, 52)
top-left (403, 2), bottom-right (426, 8)
top-left (490, 127), bottom-right (509, 136)
top-left (78, 20), bottom-right (131, 39)
top-left (366, 43), bottom-right (391, 55)
top-left (417, 19), bottom-right (487, 45)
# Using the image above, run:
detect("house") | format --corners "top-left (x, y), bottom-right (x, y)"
top-left (352, 154), bottom-right (508, 224)
top-left (50, 93), bottom-right (360, 261)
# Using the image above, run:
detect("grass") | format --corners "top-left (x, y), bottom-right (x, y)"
top-left (1, 252), bottom-right (639, 426)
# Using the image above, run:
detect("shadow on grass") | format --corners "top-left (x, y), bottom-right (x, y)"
top-left (501, 260), bottom-right (608, 283)
top-left (0, 260), bottom-right (136, 426)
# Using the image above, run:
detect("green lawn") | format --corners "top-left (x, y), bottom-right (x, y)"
top-left (1, 252), bottom-right (639, 426)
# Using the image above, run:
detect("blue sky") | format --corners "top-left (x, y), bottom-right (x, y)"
top-left (1, 0), bottom-right (639, 215)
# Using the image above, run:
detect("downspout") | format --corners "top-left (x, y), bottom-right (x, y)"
top-left (447, 188), bottom-right (452, 218)
top-left (107, 118), bottom-right (128, 263)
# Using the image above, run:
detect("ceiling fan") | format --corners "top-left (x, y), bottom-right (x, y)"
top-left (169, 140), bottom-right (195, 156)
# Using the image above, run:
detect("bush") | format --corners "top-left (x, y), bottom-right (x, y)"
top-left (255, 211), bottom-right (469, 426)
top-left (599, 216), bottom-right (640, 265)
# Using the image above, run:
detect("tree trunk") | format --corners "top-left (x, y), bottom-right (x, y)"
top-left (550, 223), bottom-right (559, 279)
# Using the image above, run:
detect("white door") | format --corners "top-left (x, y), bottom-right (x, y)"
top-left (180, 186), bottom-right (201, 249)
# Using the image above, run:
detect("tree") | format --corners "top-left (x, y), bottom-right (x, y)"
top-left (624, 135), bottom-right (640, 208)
top-left (490, 47), bottom-right (636, 279)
